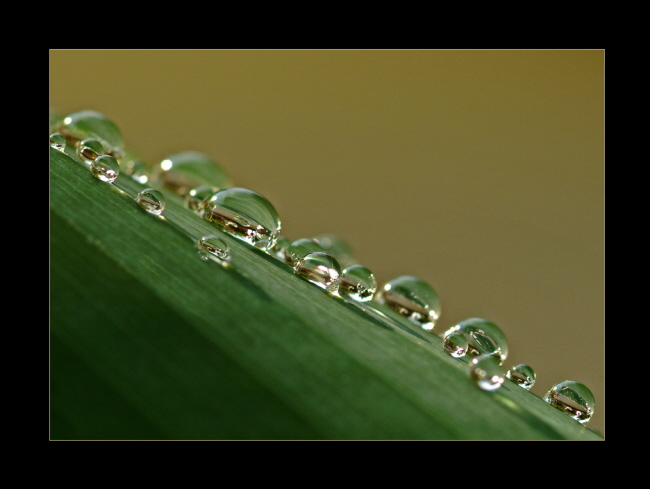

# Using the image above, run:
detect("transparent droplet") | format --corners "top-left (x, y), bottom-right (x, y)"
top-left (91, 155), bottom-right (120, 183)
top-left (119, 149), bottom-right (151, 184)
top-left (442, 317), bottom-right (509, 364)
top-left (544, 380), bottom-right (595, 424)
top-left (340, 264), bottom-right (377, 302)
top-left (202, 187), bottom-right (281, 252)
top-left (313, 234), bottom-right (356, 268)
top-left (58, 110), bottom-right (124, 158)
top-left (294, 251), bottom-right (342, 292)
top-left (506, 364), bottom-right (536, 390)
top-left (77, 138), bottom-right (106, 167)
top-left (470, 354), bottom-right (505, 392)
top-left (284, 238), bottom-right (325, 268)
top-left (443, 332), bottom-right (469, 358)
top-left (185, 185), bottom-right (217, 213)
top-left (49, 132), bottom-right (66, 152)
top-left (271, 235), bottom-right (291, 261)
top-left (136, 188), bottom-right (166, 216)
top-left (377, 275), bottom-right (441, 331)
top-left (197, 235), bottom-right (231, 266)
top-left (155, 151), bottom-right (232, 198)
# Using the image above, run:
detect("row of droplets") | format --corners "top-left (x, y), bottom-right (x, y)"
top-left (50, 109), bottom-right (596, 426)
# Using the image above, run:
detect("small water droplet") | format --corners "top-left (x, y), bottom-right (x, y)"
top-left (202, 187), bottom-right (281, 252)
top-left (506, 364), bottom-right (536, 390)
top-left (470, 354), bottom-right (505, 391)
top-left (442, 317), bottom-right (509, 364)
top-left (197, 235), bottom-right (231, 266)
top-left (377, 275), bottom-right (441, 331)
top-left (271, 235), bottom-right (291, 261)
top-left (119, 149), bottom-right (150, 184)
top-left (313, 234), bottom-right (356, 268)
top-left (77, 138), bottom-right (106, 167)
top-left (91, 155), bottom-right (120, 183)
top-left (285, 238), bottom-right (325, 268)
top-left (155, 151), bottom-right (232, 198)
top-left (58, 110), bottom-right (124, 158)
top-left (543, 380), bottom-right (595, 424)
top-left (339, 264), bottom-right (377, 302)
top-left (50, 133), bottom-right (66, 152)
top-left (136, 188), bottom-right (166, 216)
top-left (294, 251), bottom-right (341, 292)
top-left (443, 332), bottom-right (469, 358)
top-left (185, 185), bottom-right (217, 213)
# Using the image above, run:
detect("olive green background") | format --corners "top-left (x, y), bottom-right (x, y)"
top-left (49, 49), bottom-right (605, 437)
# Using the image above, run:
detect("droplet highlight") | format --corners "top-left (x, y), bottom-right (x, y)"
top-left (339, 264), bottom-right (377, 302)
top-left (202, 187), bottom-right (281, 252)
top-left (377, 275), bottom-right (441, 331)
top-left (58, 110), bottom-right (124, 158)
top-left (197, 235), bottom-right (231, 266)
top-left (543, 380), bottom-right (595, 424)
top-left (136, 188), bottom-right (166, 216)
top-left (313, 234), bottom-right (356, 269)
top-left (91, 155), bottom-right (120, 184)
top-left (155, 151), bottom-right (232, 198)
top-left (506, 364), bottom-right (536, 390)
top-left (470, 354), bottom-right (505, 392)
top-left (285, 238), bottom-right (325, 268)
top-left (294, 251), bottom-right (341, 292)
top-left (49, 133), bottom-right (66, 152)
top-left (442, 317), bottom-right (509, 364)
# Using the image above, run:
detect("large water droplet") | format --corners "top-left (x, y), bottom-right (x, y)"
top-left (197, 235), bottom-right (231, 266)
top-left (77, 138), bottom-right (106, 167)
top-left (155, 151), bottom-right (232, 198)
top-left (294, 251), bottom-right (341, 292)
top-left (284, 238), bottom-right (325, 268)
top-left (506, 364), bottom-right (536, 390)
top-left (91, 155), bottom-right (120, 183)
top-left (340, 264), bottom-right (377, 302)
top-left (313, 234), bottom-right (356, 268)
top-left (377, 275), bottom-right (441, 331)
top-left (136, 188), bottom-right (166, 216)
top-left (470, 354), bottom-right (505, 391)
top-left (442, 317), bottom-right (508, 364)
top-left (50, 133), bottom-right (66, 152)
top-left (58, 110), bottom-right (124, 158)
top-left (202, 187), bottom-right (281, 252)
top-left (543, 380), bottom-right (595, 424)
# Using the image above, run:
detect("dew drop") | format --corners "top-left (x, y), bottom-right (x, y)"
top-left (294, 251), bottom-right (342, 292)
top-left (506, 364), bottom-right (536, 390)
top-left (136, 188), bottom-right (166, 216)
top-left (58, 110), bottom-right (124, 158)
top-left (442, 317), bottom-right (509, 364)
top-left (443, 332), bottom-right (469, 358)
top-left (91, 155), bottom-right (120, 183)
top-left (197, 235), bottom-right (231, 266)
top-left (313, 234), bottom-right (356, 269)
top-left (185, 185), bottom-right (217, 213)
top-left (49, 133), bottom-right (66, 152)
top-left (339, 264), bottom-right (377, 302)
top-left (284, 238), bottom-right (325, 268)
top-left (376, 275), bottom-right (441, 331)
top-left (202, 187), bottom-right (281, 252)
top-left (543, 380), bottom-right (595, 424)
top-left (119, 149), bottom-right (150, 184)
top-left (155, 151), bottom-right (232, 198)
top-left (271, 235), bottom-right (291, 261)
top-left (470, 354), bottom-right (505, 391)
top-left (77, 138), bottom-right (106, 167)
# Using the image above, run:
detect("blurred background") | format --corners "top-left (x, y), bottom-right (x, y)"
top-left (49, 49), bottom-right (605, 437)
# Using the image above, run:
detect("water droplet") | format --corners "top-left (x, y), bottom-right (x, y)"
top-left (91, 155), bottom-right (120, 183)
top-left (119, 149), bottom-right (150, 184)
top-left (543, 380), bottom-right (595, 424)
top-left (506, 364), bottom-right (536, 390)
top-left (58, 110), bottom-right (124, 158)
top-left (155, 151), bottom-right (232, 198)
top-left (185, 185), bottom-right (217, 213)
top-left (339, 264), bottom-right (377, 302)
top-left (443, 332), bottom-right (469, 358)
top-left (294, 251), bottom-right (341, 292)
top-left (313, 234), bottom-right (356, 268)
top-left (376, 275), bottom-right (441, 331)
top-left (442, 317), bottom-right (508, 364)
top-left (271, 235), bottom-right (291, 261)
top-left (197, 235), bottom-right (231, 266)
top-left (136, 188), bottom-right (166, 216)
top-left (284, 238), bottom-right (325, 268)
top-left (202, 187), bottom-right (281, 252)
top-left (470, 354), bottom-right (505, 391)
top-left (50, 133), bottom-right (66, 152)
top-left (77, 138), bottom-right (106, 166)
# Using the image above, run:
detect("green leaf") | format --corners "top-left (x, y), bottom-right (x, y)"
top-left (50, 146), bottom-right (602, 440)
